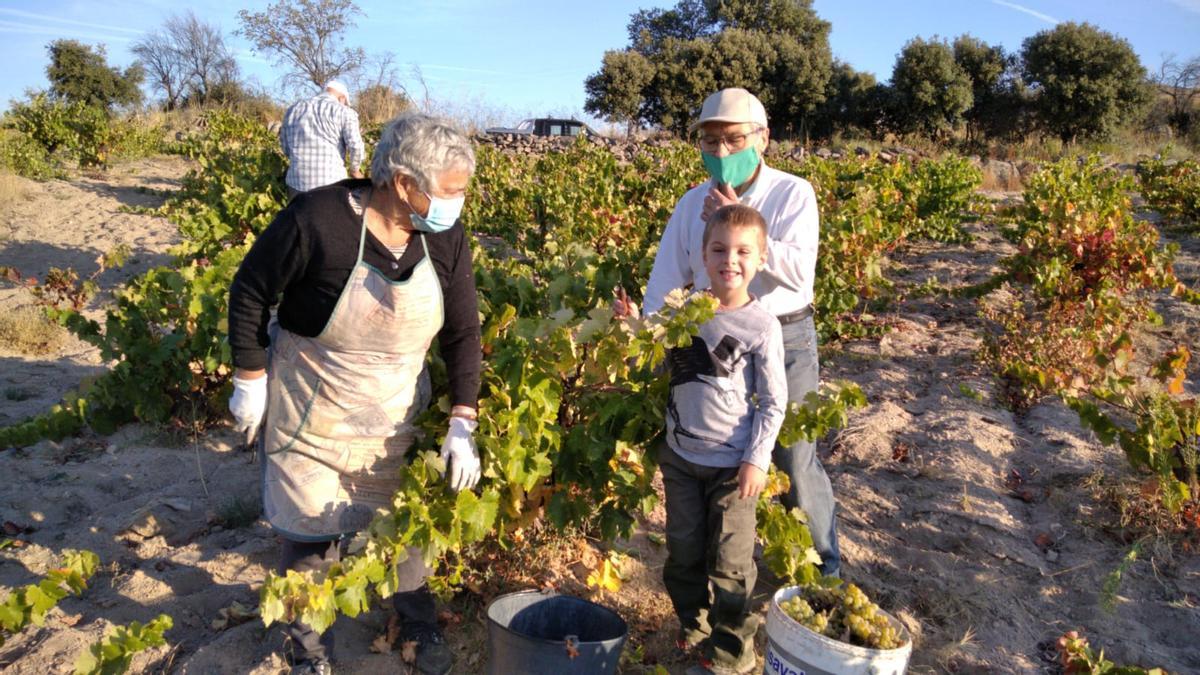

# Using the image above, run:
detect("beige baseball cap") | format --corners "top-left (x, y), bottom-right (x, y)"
top-left (689, 88), bottom-right (768, 132)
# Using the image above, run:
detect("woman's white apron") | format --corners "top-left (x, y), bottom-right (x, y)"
top-left (263, 195), bottom-right (443, 548)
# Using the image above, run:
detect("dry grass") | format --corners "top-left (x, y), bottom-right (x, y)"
top-left (213, 494), bottom-right (263, 529)
top-left (1083, 470), bottom-right (1200, 558)
top-left (0, 306), bottom-right (66, 355)
top-left (0, 168), bottom-right (29, 206)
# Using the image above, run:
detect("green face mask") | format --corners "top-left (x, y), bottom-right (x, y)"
top-left (702, 146), bottom-right (760, 187)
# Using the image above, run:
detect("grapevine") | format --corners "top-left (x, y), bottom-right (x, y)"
top-left (1055, 630), bottom-right (1165, 675)
top-left (0, 549), bottom-right (99, 646)
top-left (73, 614), bottom-right (173, 675)
top-left (980, 156), bottom-right (1199, 514)
top-left (1136, 154), bottom-right (1200, 228)
top-left (772, 153), bottom-right (982, 339)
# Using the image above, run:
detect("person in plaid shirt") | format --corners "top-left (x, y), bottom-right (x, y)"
top-left (280, 80), bottom-right (365, 198)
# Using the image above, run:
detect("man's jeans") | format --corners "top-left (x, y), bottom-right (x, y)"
top-left (771, 315), bottom-right (841, 577)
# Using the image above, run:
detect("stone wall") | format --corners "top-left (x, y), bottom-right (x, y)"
top-left (472, 133), bottom-right (1034, 191)
top-left (471, 133), bottom-right (675, 162)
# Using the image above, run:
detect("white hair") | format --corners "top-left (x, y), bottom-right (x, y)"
top-left (324, 80), bottom-right (349, 100)
top-left (370, 112), bottom-right (475, 191)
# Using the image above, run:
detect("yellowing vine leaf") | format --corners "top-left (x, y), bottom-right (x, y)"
top-left (1167, 371), bottom-right (1186, 395)
top-left (586, 556), bottom-right (623, 592)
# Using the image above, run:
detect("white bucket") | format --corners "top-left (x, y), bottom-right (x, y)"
top-left (763, 586), bottom-right (912, 675)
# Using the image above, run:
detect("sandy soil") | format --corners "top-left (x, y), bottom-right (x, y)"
top-left (0, 161), bottom-right (1198, 674)
top-left (0, 157), bottom-right (187, 427)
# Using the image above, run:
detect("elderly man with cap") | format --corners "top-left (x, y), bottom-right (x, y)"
top-left (280, 80), bottom-right (365, 199)
top-left (641, 86), bottom-right (841, 636)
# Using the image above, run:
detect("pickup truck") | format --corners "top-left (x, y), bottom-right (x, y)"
top-left (484, 118), bottom-right (596, 137)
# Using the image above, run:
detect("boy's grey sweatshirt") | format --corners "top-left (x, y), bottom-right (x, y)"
top-left (665, 297), bottom-right (788, 471)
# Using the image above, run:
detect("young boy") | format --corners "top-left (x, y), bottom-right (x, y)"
top-left (658, 204), bottom-right (787, 675)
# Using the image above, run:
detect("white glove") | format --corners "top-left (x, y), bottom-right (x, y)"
top-left (440, 416), bottom-right (481, 491)
top-left (230, 374), bottom-right (268, 444)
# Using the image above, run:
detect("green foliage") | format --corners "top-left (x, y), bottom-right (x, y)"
top-left (164, 110), bottom-right (288, 259)
top-left (958, 383), bottom-right (985, 402)
top-left (626, 0), bottom-right (711, 46)
top-left (907, 154), bottom-right (985, 241)
top-left (708, 0), bottom-right (831, 39)
top-left (106, 117), bottom-right (167, 162)
top-left (46, 40), bottom-right (143, 110)
top-left (757, 500), bottom-right (821, 587)
top-left (48, 113), bottom-right (285, 431)
top-left (0, 550), bottom-right (99, 645)
top-left (0, 129), bottom-right (63, 180)
top-left (74, 614), bottom-right (173, 675)
top-left (5, 94), bottom-right (109, 167)
top-left (0, 94), bottom-right (164, 176)
top-left (756, 382), bottom-right (865, 588)
top-left (1020, 22), bottom-right (1150, 142)
top-left (1098, 543), bottom-right (1140, 613)
top-left (584, 50), bottom-right (656, 134)
top-left (1069, 386), bottom-right (1198, 514)
top-left (953, 34), bottom-right (1025, 142)
top-left (777, 382), bottom-right (867, 448)
top-left (0, 397), bottom-right (89, 449)
top-left (809, 60), bottom-right (878, 139)
top-left (1136, 155), bottom-right (1200, 228)
top-left (465, 137), bottom-right (702, 276)
top-left (585, 0), bottom-right (833, 136)
top-left (1005, 156), bottom-right (1175, 307)
top-left (890, 36), bottom-right (973, 138)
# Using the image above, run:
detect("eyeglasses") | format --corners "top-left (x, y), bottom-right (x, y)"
top-left (697, 128), bottom-right (762, 152)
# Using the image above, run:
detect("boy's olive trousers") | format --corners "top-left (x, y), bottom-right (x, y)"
top-left (659, 444), bottom-right (758, 667)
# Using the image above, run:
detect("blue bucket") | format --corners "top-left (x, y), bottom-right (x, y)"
top-left (486, 590), bottom-right (628, 674)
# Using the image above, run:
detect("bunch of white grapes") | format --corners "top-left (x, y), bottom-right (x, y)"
top-left (778, 584), bottom-right (904, 650)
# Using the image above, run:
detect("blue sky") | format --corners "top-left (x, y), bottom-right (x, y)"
top-left (1, 0), bottom-right (1198, 127)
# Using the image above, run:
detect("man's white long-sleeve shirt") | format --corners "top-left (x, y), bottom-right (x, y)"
top-left (642, 163), bottom-right (820, 317)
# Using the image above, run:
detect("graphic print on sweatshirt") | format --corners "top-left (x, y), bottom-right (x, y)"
top-left (666, 333), bottom-right (751, 451)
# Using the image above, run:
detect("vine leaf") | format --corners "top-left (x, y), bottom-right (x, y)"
top-left (457, 489), bottom-right (499, 543)
top-left (586, 556), bottom-right (622, 593)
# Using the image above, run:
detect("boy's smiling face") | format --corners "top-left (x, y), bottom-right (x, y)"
top-left (702, 223), bottom-right (767, 307)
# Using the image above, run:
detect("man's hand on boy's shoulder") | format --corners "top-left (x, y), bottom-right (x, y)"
top-left (737, 462), bottom-right (767, 499)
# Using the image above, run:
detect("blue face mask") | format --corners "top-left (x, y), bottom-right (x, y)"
top-left (409, 191), bottom-right (465, 233)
